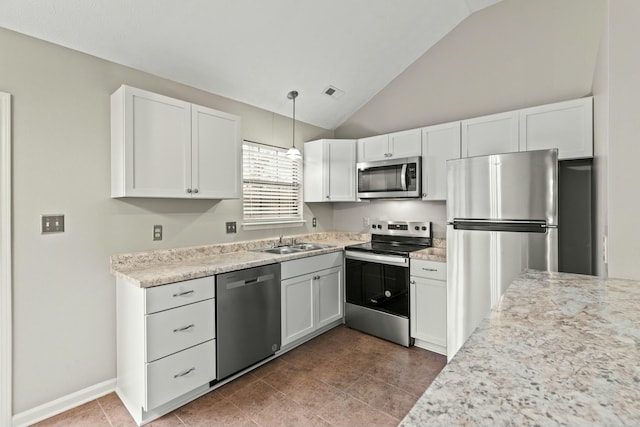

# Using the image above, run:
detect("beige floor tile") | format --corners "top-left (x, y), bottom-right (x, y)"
top-left (346, 374), bottom-right (418, 420)
top-left (31, 401), bottom-right (110, 427)
top-left (315, 392), bottom-right (398, 427)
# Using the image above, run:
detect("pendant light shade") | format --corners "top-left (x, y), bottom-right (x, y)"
top-left (286, 90), bottom-right (301, 160)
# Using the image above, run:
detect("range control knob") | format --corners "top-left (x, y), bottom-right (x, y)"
top-left (415, 226), bottom-right (420, 231)
top-left (371, 225), bottom-right (376, 229)
top-left (377, 224), bottom-right (382, 229)
top-left (422, 226), bottom-right (427, 231)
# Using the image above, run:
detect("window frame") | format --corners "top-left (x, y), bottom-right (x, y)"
top-left (242, 140), bottom-right (304, 229)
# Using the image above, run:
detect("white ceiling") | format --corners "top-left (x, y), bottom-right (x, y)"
top-left (0, 0), bottom-right (501, 129)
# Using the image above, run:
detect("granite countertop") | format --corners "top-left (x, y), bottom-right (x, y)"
top-left (400, 270), bottom-right (640, 426)
top-left (111, 232), bottom-right (367, 288)
top-left (111, 232), bottom-right (447, 288)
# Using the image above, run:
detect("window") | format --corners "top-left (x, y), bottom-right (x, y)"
top-left (242, 141), bottom-right (303, 226)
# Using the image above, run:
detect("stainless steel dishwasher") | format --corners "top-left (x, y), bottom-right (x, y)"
top-left (216, 263), bottom-right (281, 380)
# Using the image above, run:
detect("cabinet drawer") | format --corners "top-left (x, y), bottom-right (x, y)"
top-left (281, 251), bottom-right (343, 280)
top-left (145, 339), bottom-right (216, 410)
top-left (146, 298), bottom-right (216, 362)
top-left (145, 276), bottom-right (215, 314)
top-left (410, 259), bottom-right (446, 281)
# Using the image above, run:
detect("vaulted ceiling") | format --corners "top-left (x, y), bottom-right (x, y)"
top-left (0, 0), bottom-right (502, 129)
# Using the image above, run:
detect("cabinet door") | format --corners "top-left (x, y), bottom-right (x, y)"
top-left (112, 85), bottom-right (192, 198)
top-left (410, 276), bottom-right (446, 355)
top-left (281, 274), bottom-right (315, 346)
top-left (461, 111), bottom-right (519, 157)
top-left (357, 134), bottom-right (389, 162)
top-left (327, 140), bottom-right (356, 201)
top-left (421, 122), bottom-right (461, 200)
top-left (389, 128), bottom-right (422, 159)
top-left (316, 266), bottom-right (343, 329)
top-left (519, 97), bottom-right (593, 159)
top-left (303, 140), bottom-right (327, 202)
top-left (191, 105), bottom-right (241, 199)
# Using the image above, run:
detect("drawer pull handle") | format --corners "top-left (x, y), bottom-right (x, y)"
top-left (174, 367), bottom-right (195, 378)
top-left (173, 324), bottom-right (195, 333)
top-left (422, 268), bottom-right (438, 272)
top-left (173, 290), bottom-right (195, 297)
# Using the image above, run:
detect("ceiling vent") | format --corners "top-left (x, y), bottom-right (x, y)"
top-left (323, 85), bottom-right (345, 99)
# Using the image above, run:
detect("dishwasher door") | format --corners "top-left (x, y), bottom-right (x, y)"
top-left (216, 263), bottom-right (281, 380)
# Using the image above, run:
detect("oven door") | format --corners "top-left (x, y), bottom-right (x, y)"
top-left (345, 251), bottom-right (409, 317)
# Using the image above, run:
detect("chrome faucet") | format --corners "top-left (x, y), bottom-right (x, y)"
top-left (278, 233), bottom-right (284, 247)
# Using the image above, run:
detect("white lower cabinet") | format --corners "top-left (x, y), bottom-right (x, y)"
top-left (410, 259), bottom-right (447, 356)
top-left (116, 276), bottom-right (216, 426)
top-left (145, 340), bottom-right (216, 410)
top-left (280, 252), bottom-right (344, 347)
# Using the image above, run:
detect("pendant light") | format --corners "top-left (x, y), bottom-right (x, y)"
top-left (285, 90), bottom-right (301, 160)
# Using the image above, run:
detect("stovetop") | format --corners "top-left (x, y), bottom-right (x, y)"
top-left (346, 220), bottom-right (432, 256)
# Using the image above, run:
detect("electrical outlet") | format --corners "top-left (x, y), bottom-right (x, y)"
top-left (226, 221), bottom-right (237, 233)
top-left (312, 217), bottom-right (317, 228)
top-left (153, 225), bottom-right (163, 241)
top-left (41, 214), bottom-right (65, 233)
top-left (363, 217), bottom-right (370, 226)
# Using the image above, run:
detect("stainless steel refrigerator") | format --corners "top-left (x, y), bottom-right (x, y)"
top-left (446, 149), bottom-right (593, 361)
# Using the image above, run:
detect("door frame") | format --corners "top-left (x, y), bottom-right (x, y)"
top-left (0, 92), bottom-right (12, 426)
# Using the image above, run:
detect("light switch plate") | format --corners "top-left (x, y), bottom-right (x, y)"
top-left (41, 214), bottom-right (64, 233)
top-left (312, 217), bottom-right (317, 227)
top-left (226, 222), bottom-right (237, 233)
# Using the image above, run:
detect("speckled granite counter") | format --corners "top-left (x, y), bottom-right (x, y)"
top-left (400, 270), bottom-right (640, 426)
top-left (111, 232), bottom-right (369, 287)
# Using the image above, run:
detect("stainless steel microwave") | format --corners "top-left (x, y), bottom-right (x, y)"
top-left (357, 156), bottom-right (421, 199)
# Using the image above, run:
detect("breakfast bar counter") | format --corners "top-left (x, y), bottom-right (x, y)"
top-left (400, 270), bottom-right (640, 426)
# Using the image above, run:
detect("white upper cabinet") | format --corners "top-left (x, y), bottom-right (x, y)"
top-left (191, 104), bottom-right (241, 198)
top-left (357, 128), bottom-right (421, 162)
top-left (421, 121), bottom-right (461, 201)
top-left (461, 111), bottom-right (519, 157)
top-left (519, 97), bottom-right (593, 160)
top-left (111, 85), bottom-right (241, 199)
top-left (304, 139), bottom-right (356, 202)
top-left (388, 128), bottom-right (422, 158)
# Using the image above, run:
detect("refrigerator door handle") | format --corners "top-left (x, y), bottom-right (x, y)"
top-left (452, 219), bottom-right (550, 233)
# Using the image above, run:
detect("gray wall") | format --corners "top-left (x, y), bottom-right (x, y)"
top-left (606, 0), bottom-right (640, 279)
top-left (0, 27), bottom-right (333, 413)
top-left (335, 0), bottom-right (603, 139)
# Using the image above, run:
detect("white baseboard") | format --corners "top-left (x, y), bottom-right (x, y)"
top-left (12, 378), bottom-right (116, 427)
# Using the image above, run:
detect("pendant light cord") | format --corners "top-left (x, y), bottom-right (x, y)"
top-left (287, 90), bottom-right (298, 152)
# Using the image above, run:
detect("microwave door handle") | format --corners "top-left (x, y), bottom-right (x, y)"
top-left (400, 164), bottom-right (408, 190)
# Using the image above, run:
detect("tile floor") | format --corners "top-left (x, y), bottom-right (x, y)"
top-left (33, 325), bottom-right (446, 427)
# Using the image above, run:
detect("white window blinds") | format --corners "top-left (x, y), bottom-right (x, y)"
top-left (242, 141), bottom-right (303, 224)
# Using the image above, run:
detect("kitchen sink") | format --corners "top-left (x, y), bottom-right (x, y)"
top-left (254, 242), bottom-right (334, 255)
top-left (260, 246), bottom-right (304, 255)
top-left (289, 243), bottom-right (333, 251)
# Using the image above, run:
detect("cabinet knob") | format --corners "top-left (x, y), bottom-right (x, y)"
top-left (410, 280), bottom-right (416, 284)
top-left (193, 188), bottom-right (199, 194)
top-left (186, 188), bottom-right (192, 194)
top-left (326, 195), bottom-right (330, 200)
top-left (422, 193), bottom-right (427, 198)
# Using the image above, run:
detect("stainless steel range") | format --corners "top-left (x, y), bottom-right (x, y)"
top-left (345, 220), bottom-right (432, 347)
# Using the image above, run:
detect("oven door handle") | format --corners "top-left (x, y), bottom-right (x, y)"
top-left (345, 251), bottom-right (408, 268)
